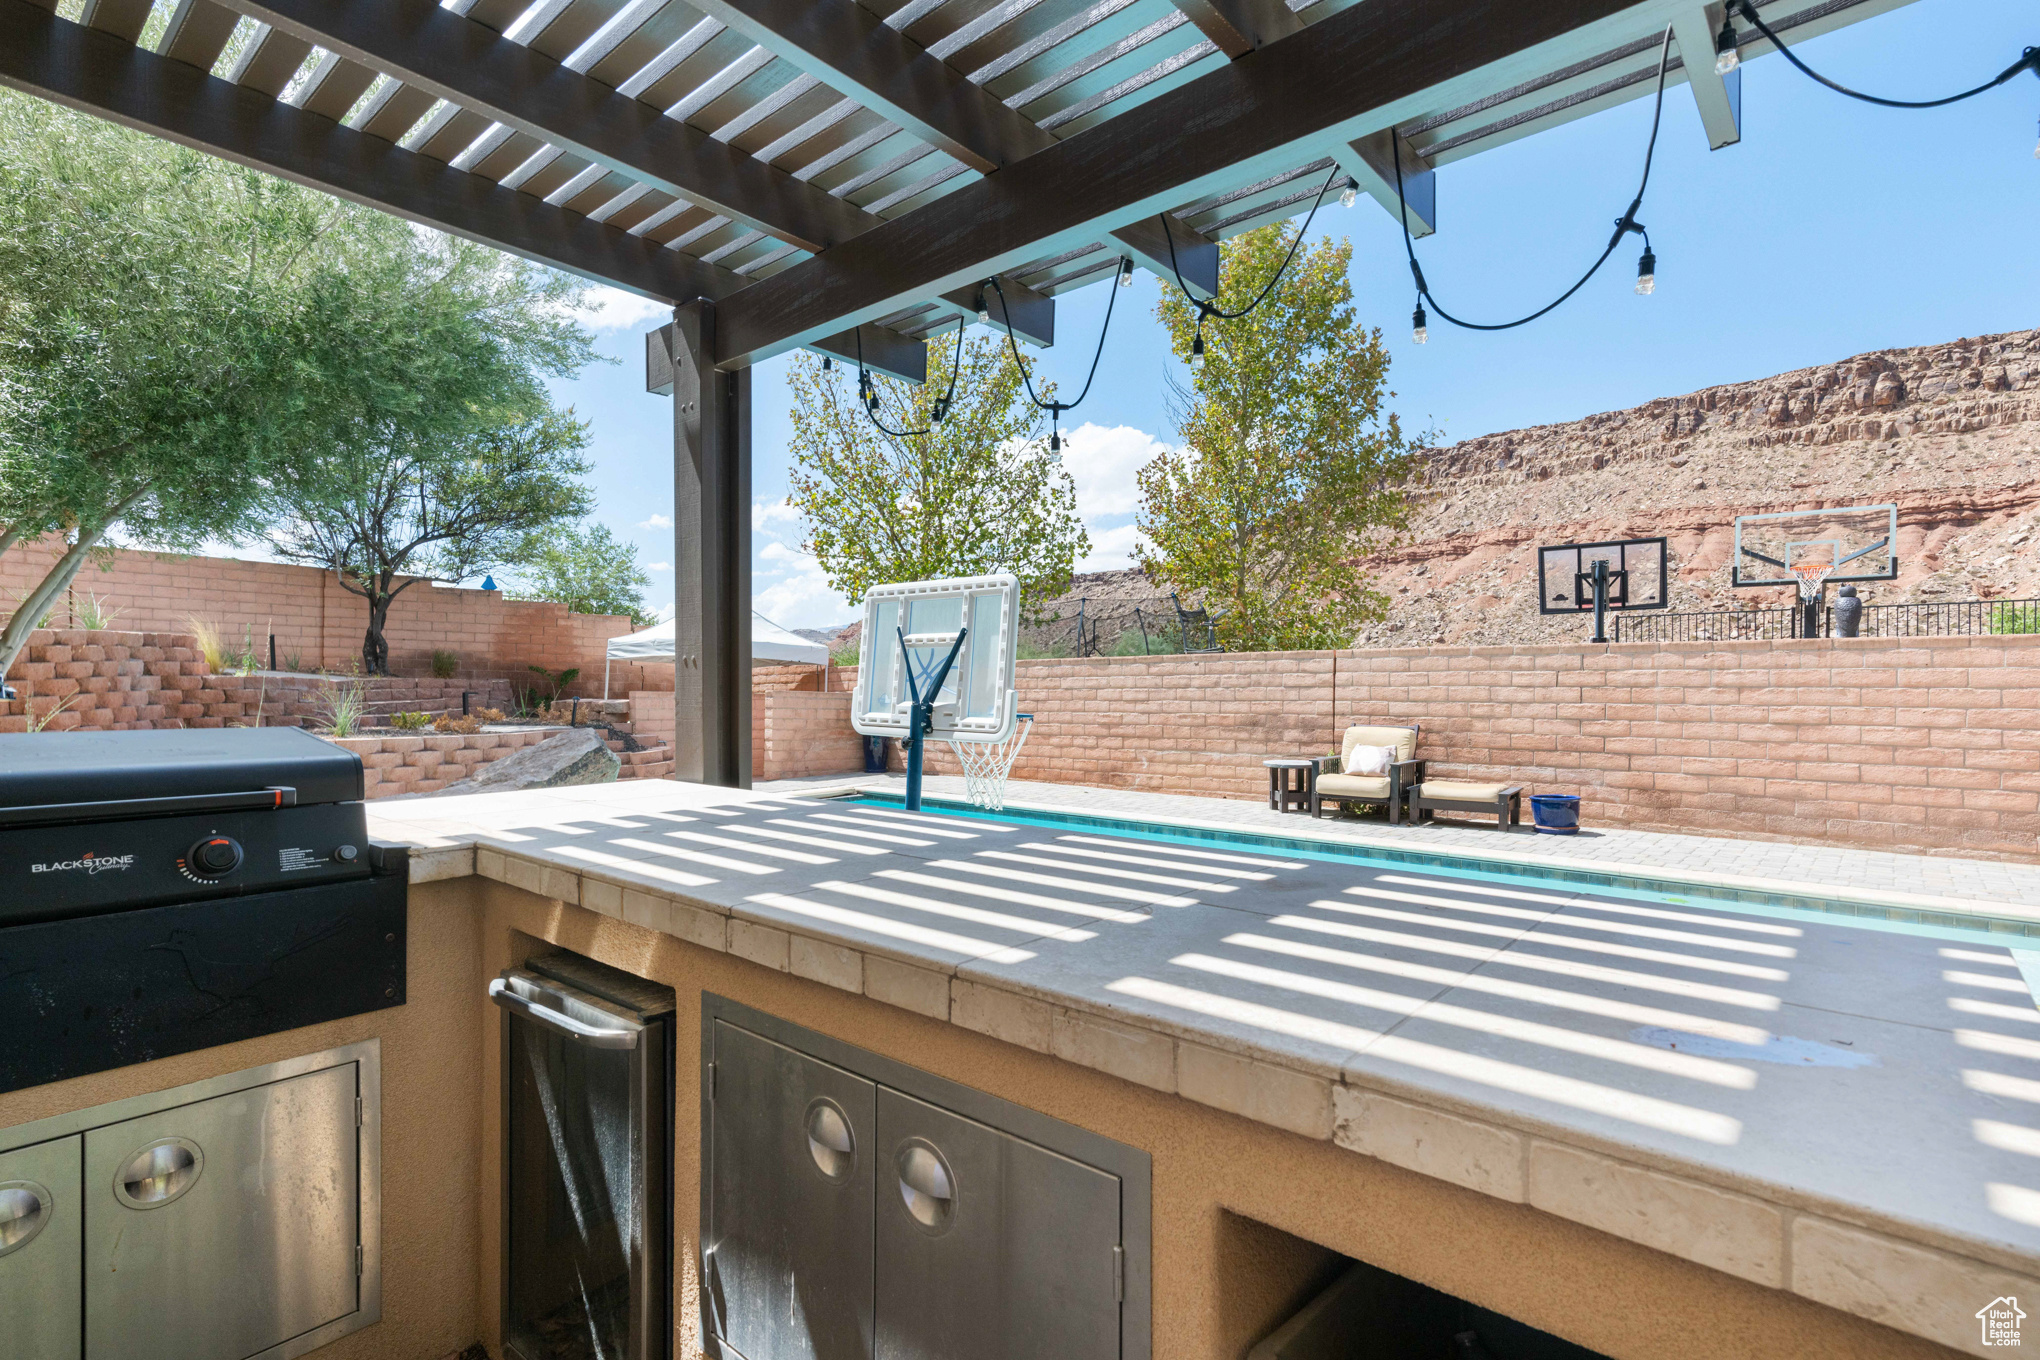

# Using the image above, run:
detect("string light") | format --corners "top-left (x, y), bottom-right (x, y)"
top-left (821, 354), bottom-right (831, 371)
top-left (975, 288), bottom-right (989, 323)
top-left (1727, 0), bottom-right (2037, 128)
top-left (1339, 177), bottom-right (1359, 208)
top-left (1161, 166), bottom-right (1345, 363)
top-left (1118, 258), bottom-right (1134, 287)
top-left (1713, 13), bottom-right (1740, 76)
top-left (854, 324), bottom-right (964, 440)
top-left (1411, 304), bottom-right (1427, 345)
top-left (987, 268), bottom-right (1122, 455)
top-left (1391, 26), bottom-right (1674, 337)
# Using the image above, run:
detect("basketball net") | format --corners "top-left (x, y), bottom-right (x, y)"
top-left (1790, 562), bottom-right (1837, 600)
top-left (945, 715), bottom-right (1033, 812)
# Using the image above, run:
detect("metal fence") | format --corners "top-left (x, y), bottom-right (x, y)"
top-left (1610, 598), bottom-right (2040, 643)
top-left (1020, 592), bottom-right (1223, 657)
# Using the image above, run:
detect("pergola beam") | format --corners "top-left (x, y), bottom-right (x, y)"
top-left (1332, 129), bottom-right (1436, 239)
top-left (1671, 3), bottom-right (1741, 149)
top-left (1162, 0), bottom-right (1302, 59)
top-left (231, 0), bottom-right (870, 254)
top-left (0, 3), bottom-right (934, 384)
top-left (713, 0), bottom-right (1657, 369)
top-left (682, 0), bottom-right (1218, 297)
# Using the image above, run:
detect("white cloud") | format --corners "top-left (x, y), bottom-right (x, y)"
top-left (759, 541), bottom-right (809, 568)
top-left (1078, 521), bottom-right (1150, 573)
top-left (752, 498), bottom-right (802, 531)
top-left (637, 513), bottom-right (673, 530)
top-left (646, 561), bottom-right (671, 571)
top-left (1060, 423), bottom-right (1173, 518)
top-left (575, 286), bottom-right (672, 332)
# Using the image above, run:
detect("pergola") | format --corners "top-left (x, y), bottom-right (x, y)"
top-left (2, 0), bottom-right (1914, 784)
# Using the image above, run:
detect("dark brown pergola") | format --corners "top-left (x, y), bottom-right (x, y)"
top-left (1, 0), bottom-right (1908, 783)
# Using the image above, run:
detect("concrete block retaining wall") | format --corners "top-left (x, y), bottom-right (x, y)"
top-left (871, 634), bottom-right (2040, 862)
top-left (325, 729), bottom-right (566, 799)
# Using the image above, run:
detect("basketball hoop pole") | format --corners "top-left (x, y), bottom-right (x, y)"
top-left (899, 626), bottom-right (967, 812)
top-left (1590, 559), bottom-right (1611, 644)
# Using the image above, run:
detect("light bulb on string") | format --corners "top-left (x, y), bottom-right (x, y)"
top-left (975, 287), bottom-right (989, 323)
top-left (1634, 245), bottom-right (1656, 296)
top-left (1411, 303), bottom-right (1428, 345)
top-left (2033, 114), bottom-right (2039, 159)
top-left (1118, 258), bottom-right (1134, 287)
top-left (1713, 14), bottom-right (1739, 76)
top-left (1339, 178), bottom-right (1359, 208)
top-left (1190, 329), bottom-right (1204, 358)
top-left (821, 354), bottom-right (832, 371)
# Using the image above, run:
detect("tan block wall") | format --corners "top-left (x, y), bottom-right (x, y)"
top-left (0, 628), bottom-right (265, 732)
top-left (325, 729), bottom-right (565, 799)
top-left (754, 690), bottom-right (866, 782)
top-left (1, 536), bottom-right (636, 695)
top-left (865, 636), bottom-right (2040, 862)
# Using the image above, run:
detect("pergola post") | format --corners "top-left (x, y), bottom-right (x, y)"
top-left (660, 303), bottom-right (752, 787)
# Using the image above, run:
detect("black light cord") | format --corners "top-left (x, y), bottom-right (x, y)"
top-left (1394, 25), bottom-right (1673, 334)
top-left (855, 322), bottom-right (964, 440)
top-left (986, 269), bottom-right (1121, 450)
top-left (1159, 166), bottom-right (1344, 356)
top-left (1730, 0), bottom-right (2038, 110)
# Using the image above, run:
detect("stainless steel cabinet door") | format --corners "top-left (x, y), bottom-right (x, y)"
top-left (708, 1021), bottom-right (876, 1360)
top-left (874, 1089), bottom-right (1121, 1360)
top-left (0, 1136), bottom-right (83, 1360)
top-left (83, 1063), bottom-right (360, 1360)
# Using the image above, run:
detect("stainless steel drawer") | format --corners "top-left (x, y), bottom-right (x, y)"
top-left (83, 1063), bottom-right (363, 1360)
top-left (1, 1136), bottom-right (83, 1360)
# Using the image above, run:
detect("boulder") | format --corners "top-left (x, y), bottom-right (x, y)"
top-left (439, 728), bottom-right (620, 794)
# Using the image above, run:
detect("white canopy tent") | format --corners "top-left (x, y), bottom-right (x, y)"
top-left (604, 614), bottom-right (830, 696)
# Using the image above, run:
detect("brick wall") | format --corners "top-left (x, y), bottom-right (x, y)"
top-left (867, 637), bottom-right (2040, 862)
top-left (756, 691), bottom-right (867, 782)
top-left (2, 536), bottom-right (636, 695)
top-left (0, 629), bottom-right (263, 732)
top-left (324, 729), bottom-right (564, 799)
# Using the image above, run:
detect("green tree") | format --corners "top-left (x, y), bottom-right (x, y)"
top-left (1137, 225), bottom-right (1420, 651)
top-left (509, 522), bottom-right (655, 626)
top-left (0, 92), bottom-right (365, 677)
top-left (268, 406), bottom-right (595, 674)
top-left (785, 333), bottom-right (1087, 617)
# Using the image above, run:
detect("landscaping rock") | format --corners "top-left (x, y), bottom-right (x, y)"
top-left (437, 727), bottom-right (619, 793)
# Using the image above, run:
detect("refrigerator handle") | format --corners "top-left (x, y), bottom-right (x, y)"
top-left (488, 978), bottom-right (640, 1049)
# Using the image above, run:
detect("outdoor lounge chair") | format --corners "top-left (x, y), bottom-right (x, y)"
top-left (1310, 723), bottom-right (1422, 822)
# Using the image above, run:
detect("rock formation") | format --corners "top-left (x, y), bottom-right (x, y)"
top-left (1351, 328), bottom-right (2040, 647)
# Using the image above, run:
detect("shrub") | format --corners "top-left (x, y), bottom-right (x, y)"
top-left (433, 713), bottom-right (481, 734)
top-left (831, 643), bottom-right (859, 667)
top-left (73, 592), bottom-right (122, 630)
top-left (525, 664), bottom-right (580, 702)
top-left (431, 649), bottom-right (460, 678)
top-left (475, 706), bottom-right (506, 724)
top-left (187, 616), bottom-right (226, 672)
top-left (1991, 604), bottom-right (2040, 635)
top-left (282, 650), bottom-right (308, 673)
top-left (310, 667), bottom-right (368, 737)
top-left (389, 711), bottom-right (433, 731)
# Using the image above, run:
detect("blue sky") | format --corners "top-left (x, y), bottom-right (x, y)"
top-left (555, 0), bottom-right (2040, 631)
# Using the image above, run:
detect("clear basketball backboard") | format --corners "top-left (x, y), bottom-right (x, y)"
top-left (851, 574), bottom-right (1019, 744)
top-left (1537, 537), bottom-right (1668, 615)
top-left (1733, 505), bottom-right (1897, 595)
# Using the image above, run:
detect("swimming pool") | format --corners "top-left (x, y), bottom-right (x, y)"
top-left (843, 792), bottom-right (2040, 947)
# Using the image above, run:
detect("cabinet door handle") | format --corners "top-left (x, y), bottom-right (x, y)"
top-left (896, 1140), bottom-right (955, 1231)
top-left (488, 978), bottom-right (639, 1049)
top-left (0, 1180), bottom-right (52, 1256)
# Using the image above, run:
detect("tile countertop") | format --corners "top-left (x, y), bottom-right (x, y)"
top-left (370, 779), bottom-right (2040, 1358)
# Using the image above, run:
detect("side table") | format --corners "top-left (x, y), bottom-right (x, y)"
top-left (1264, 758), bottom-right (1314, 813)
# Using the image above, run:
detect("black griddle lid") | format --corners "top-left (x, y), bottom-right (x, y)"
top-left (0, 727), bottom-right (363, 809)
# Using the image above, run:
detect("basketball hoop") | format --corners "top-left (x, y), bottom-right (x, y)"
top-left (1790, 561), bottom-right (1838, 600)
top-left (946, 715), bottom-right (1033, 811)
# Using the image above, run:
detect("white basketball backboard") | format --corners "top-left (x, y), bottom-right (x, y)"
top-left (851, 574), bottom-right (1019, 744)
top-left (1734, 505), bottom-right (1897, 594)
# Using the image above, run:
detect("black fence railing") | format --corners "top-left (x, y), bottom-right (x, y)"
top-left (1021, 592), bottom-right (1226, 657)
top-left (1611, 598), bottom-right (2040, 643)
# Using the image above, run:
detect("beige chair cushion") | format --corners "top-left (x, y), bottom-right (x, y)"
top-left (1416, 780), bottom-right (1514, 802)
top-left (1341, 725), bottom-right (1417, 768)
top-left (1315, 773), bottom-right (1392, 799)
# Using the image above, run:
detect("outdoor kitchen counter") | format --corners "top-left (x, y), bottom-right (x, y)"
top-left (369, 779), bottom-right (2039, 1359)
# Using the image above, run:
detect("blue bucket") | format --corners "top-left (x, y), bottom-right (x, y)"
top-left (1529, 793), bottom-right (1581, 835)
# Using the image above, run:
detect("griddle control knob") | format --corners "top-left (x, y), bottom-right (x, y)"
top-left (187, 836), bottom-right (244, 878)
top-left (334, 844), bottom-right (359, 864)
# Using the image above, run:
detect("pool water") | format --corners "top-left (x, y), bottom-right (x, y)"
top-left (843, 793), bottom-right (2040, 948)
